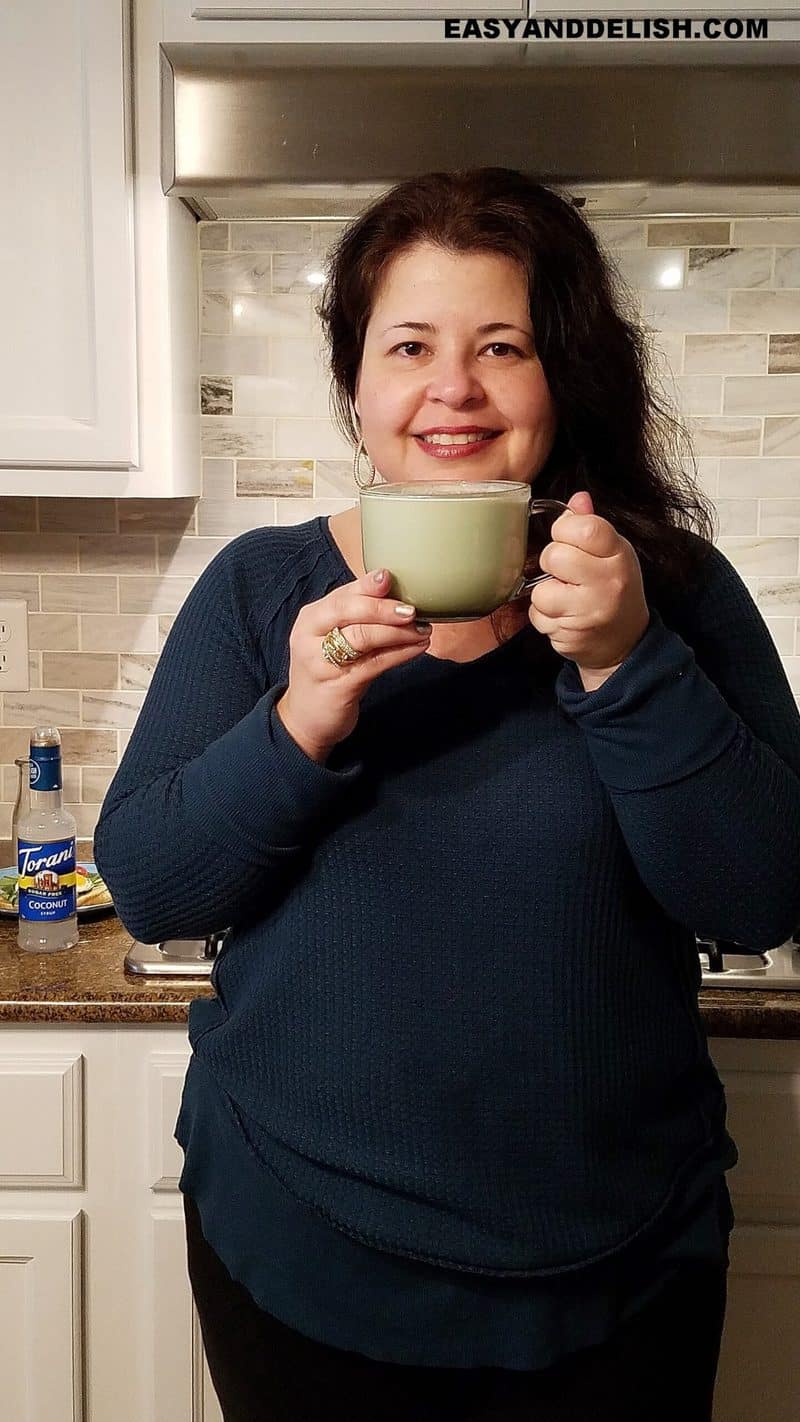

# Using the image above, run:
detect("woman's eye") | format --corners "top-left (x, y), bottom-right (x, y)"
top-left (390, 341), bottom-right (522, 358)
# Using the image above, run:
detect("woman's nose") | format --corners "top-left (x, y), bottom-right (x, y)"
top-left (424, 356), bottom-right (484, 405)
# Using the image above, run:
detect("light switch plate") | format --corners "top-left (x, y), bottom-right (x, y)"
top-left (0, 599), bottom-right (30, 691)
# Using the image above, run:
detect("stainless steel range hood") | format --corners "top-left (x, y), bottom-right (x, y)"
top-left (160, 45), bottom-right (800, 220)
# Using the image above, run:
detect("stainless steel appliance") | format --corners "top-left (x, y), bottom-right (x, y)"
top-left (122, 930), bottom-right (800, 987)
top-left (124, 931), bottom-right (228, 978)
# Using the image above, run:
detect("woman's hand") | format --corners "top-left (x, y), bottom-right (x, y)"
top-left (528, 491), bottom-right (651, 692)
top-left (275, 572), bottom-right (432, 763)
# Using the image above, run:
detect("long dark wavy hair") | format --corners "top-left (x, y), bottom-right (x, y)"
top-left (316, 167), bottom-right (717, 645)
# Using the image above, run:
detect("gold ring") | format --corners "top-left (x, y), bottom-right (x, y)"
top-left (321, 626), bottom-right (361, 668)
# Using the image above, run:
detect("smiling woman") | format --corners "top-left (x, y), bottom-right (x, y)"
top-left (93, 167), bottom-right (800, 1422)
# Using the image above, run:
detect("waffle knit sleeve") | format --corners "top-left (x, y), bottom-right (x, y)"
top-left (93, 540), bottom-right (362, 942)
top-left (555, 546), bottom-right (800, 947)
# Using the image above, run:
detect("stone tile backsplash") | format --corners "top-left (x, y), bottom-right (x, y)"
top-left (1, 212), bottom-right (799, 840)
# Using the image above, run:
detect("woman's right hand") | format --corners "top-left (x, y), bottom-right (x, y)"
top-left (275, 570), bottom-right (432, 763)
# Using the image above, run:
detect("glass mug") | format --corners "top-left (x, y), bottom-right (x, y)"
top-left (360, 480), bottom-right (569, 622)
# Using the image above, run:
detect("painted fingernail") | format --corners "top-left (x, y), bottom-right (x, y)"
top-left (395, 603), bottom-right (415, 617)
top-left (372, 569), bottom-right (386, 583)
top-left (415, 621), bottom-right (432, 632)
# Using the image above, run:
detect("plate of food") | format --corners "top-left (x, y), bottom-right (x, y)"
top-left (0, 862), bottom-right (115, 918)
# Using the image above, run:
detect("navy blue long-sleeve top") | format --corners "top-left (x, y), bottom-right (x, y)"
top-left (94, 514), bottom-right (800, 1367)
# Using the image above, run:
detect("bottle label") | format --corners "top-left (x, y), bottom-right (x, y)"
top-left (29, 744), bottom-right (62, 792)
top-left (17, 839), bottom-right (77, 922)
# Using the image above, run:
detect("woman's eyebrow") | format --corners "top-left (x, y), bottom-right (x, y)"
top-left (381, 321), bottom-right (534, 338)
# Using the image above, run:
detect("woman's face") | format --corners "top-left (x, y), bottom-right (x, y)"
top-left (354, 242), bottom-right (558, 486)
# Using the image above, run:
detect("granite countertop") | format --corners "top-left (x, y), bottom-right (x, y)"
top-left (1, 840), bottom-right (799, 1034)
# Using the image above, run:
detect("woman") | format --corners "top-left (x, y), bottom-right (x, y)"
top-left (94, 168), bottom-right (800, 1421)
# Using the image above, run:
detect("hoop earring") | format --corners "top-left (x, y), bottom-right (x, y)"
top-left (353, 437), bottom-right (377, 490)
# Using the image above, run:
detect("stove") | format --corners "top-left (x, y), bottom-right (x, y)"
top-left (698, 933), bottom-right (800, 990)
top-left (124, 931), bottom-right (228, 977)
top-left (123, 929), bottom-right (800, 988)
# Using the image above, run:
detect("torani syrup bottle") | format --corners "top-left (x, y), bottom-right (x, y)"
top-left (16, 726), bottom-right (80, 954)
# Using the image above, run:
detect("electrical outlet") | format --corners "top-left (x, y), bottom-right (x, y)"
top-left (0, 599), bottom-right (30, 691)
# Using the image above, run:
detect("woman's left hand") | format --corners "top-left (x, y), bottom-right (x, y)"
top-left (528, 491), bottom-right (651, 692)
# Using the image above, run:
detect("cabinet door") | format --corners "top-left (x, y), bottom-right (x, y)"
top-left (0, 0), bottom-right (136, 469)
top-left (0, 1213), bottom-right (83, 1422)
top-left (188, 2), bottom-right (526, 15)
top-left (536, 2), bottom-right (793, 13)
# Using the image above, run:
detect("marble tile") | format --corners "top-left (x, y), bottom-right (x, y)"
top-left (764, 418), bottom-right (800, 456)
top-left (158, 617), bottom-right (175, 650)
top-left (236, 461), bottom-right (313, 497)
top-left (648, 221), bottom-right (730, 247)
top-left (687, 419), bottom-right (761, 457)
top-left (201, 458), bottom-right (235, 499)
top-left (119, 654), bottom-right (157, 691)
top-left (719, 459), bottom-right (800, 498)
top-left (0, 534), bottom-right (77, 573)
top-left (641, 290), bottom-right (728, 333)
top-left (310, 220), bottom-right (347, 256)
top-left (686, 457), bottom-right (719, 499)
top-left (41, 576), bottom-right (117, 615)
top-left (58, 730), bottom-right (117, 766)
top-left (723, 375), bottom-right (800, 416)
top-left (590, 220), bottom-right (646, 250)
top-left (758, 579), bottom-right (800, 616)
top-left (39, 500), bottom-right (116, 534)
top-left (201, 417), bottom-right (274, 458)
top-left (272, 254), bottom-right (330, 295)
top-left (156, 536), bottom-right (229, 575)
top-left (27, 614), bottom-right (79, 651)
top-left (611, 249), bottom-right (685, 291)
top-left (0, 497), bottom-right (35, 532)
top-left (315, 460), bottom-right (357, 498)
top-left (647, 331), bottom-right (684, 376)
top-left (687, 248), bottom-right (771, 289)
top-left (768, 335), bottom-right (800, 374)
top-left (78, 536), bottom-right (157, 575)
top-left (80, 615), bottom-right (158, 654)
top-left (684, 334), bottom-right (767, 375)
top-left (231, 222), bottom-right (313, 253)
top-left (765, 617), bottom-right (795, 654)
top-left (714, 500), bottom-right (758, 536)
top-left (731, 291), bottom-right (800, 333)
top-left (275, 497), bottom-right (358, 527)
top-left (775, 249), bottom-right (800, 288)
top-left (759, 500), bottom-right (800, 536)
top-left (202, 292), bottom-right (231, 335)
top-left (669, 375), bottom-right (723, 417)
top-left (118, 577), bottom-right (194, 617)
top-left (231, 293), bottom-right (313, 338)
top-left (118, 500), bottom-right (197, 535)
top-left (716, 537), bottom-right (798, 576)
top-left (0, 575), bottom-right (39, 611)
top-left (0, 728), bottom-right (31, 761)
top-left (200, 334), bottom-right (271, 378)
top-left (42, 653), bottom-right (118, 690)
top-left (732, 219), bottom-right (800, 247)
top-left (2, 689), bottom-right (80, 727)
top-left (274, 419), bottom-right (354, 461)
top-left (196, 499), bottom-right (277, 537)
top-left (233, 375), bottom-right (329, 418)
top-left (200, 377), bottom-right (233, 415)
top-left (199, 223), bottom-right (228, 251)
top-left (270, 335), bottom-right (329, 384)
top-left (81, 691), bottom-right (145, 730)
top-left (81, 767), bottom-right (116, 802)
top-left (201, 253), bottom-right (270, 294)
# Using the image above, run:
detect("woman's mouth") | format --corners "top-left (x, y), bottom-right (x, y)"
top-left (413, 431), bottom-right (501, 459)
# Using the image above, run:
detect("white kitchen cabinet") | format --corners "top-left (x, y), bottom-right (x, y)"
top-left (181, 1), bottom-right (524, 16)
top-left (0, 1024), bottom-right (799, 1421)
top-left (536, 2), bottom-right (794, 13)
top-left (0, 0), bottom-right (198, 498)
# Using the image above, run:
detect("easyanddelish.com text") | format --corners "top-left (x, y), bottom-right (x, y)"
top-left (443, 17), bottom-right (769, 41)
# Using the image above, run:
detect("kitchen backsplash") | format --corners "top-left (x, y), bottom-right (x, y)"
top-left (1, 213), bottom-right (799, 841)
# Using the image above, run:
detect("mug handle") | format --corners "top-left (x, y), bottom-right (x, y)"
top-left (509, 499), bottom-right (572, 598)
